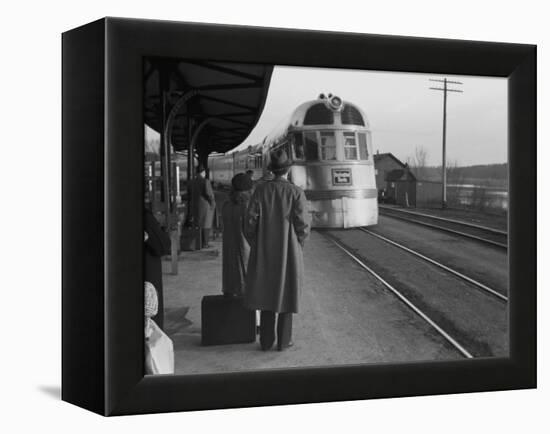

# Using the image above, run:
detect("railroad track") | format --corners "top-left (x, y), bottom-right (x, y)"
top-left (378, 206), bottom-right (508, 249)
top-left (318, 228), bottom-right (508, 359)
top-left (357, 227), bottom-right (508, 302)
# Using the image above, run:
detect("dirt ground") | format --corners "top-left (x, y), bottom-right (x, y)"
top-left (160, 231), bottom-right (462, 376)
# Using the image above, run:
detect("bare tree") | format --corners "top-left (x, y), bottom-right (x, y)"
top-left (409, 145), bottom-right (428, 180)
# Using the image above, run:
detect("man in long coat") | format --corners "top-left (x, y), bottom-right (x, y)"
top-left (244, 149), bottom-right (310, 351)
top-left (189, 164), bottom-right (216, 248)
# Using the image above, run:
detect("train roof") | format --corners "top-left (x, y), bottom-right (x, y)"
top-left (263, 94), bottom-right (370, 146)
top-left (225, 94), bottom-right (371, 156)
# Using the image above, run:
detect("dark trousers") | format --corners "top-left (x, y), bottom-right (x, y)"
top-left (260, 311), bottom-right (293, 350)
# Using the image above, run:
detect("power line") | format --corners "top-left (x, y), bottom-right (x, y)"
top-left (429, 78), bottom-right (463, 209)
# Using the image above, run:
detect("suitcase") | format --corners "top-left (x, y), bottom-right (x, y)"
top-left (201, 295), bottom-right (256, 345)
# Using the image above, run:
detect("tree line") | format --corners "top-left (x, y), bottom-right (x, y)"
top-left (407, 146), bottom-right (507, 186)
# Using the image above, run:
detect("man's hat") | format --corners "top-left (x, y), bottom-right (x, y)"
top-left (267, 148), bottom-right (292, 171)
top-left (231, 173), bottom-right (253, 191)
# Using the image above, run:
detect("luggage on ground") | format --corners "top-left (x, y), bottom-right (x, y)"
top-left (201, 295), bottom-right (256, 345)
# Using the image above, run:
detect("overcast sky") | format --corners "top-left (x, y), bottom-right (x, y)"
top-left (236, 65), bottom-right (507, 167)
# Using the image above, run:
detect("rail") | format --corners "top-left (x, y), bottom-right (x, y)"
top-left (358, 227), bottom-right (508, 302)
top-left (318, 231), bottom-right (474, 359)
top-left (379, 207), bottom-right (508, 249)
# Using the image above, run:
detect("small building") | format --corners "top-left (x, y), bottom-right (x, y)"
top-left (385, 167), bottom-right (417, 207)
top-left (373, 152), bottom-right (406, 190)
top-left (373, 152), bottom-right (417, 206)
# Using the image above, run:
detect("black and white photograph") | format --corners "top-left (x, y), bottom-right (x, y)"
top-left (2, 0), bottom-right (545, 430)
top-left (143, 59), bottom-right (509, 375)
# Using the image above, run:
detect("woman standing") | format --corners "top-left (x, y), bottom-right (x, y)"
top-left (221, 173), bottom-right (253, 296)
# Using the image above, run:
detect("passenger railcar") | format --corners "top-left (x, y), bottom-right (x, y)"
top-left (209, 147), bottom-right (263, 187)
top-left (209, 93), bottom-right (378, 228)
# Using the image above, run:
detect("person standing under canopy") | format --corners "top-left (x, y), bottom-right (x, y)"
top-left (244, 149), bottom-right (311, 351)
top-left (189, 164), bottom-right (216, 248)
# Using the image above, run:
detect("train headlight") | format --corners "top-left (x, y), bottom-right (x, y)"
top-left (329, 95), bottom-right (343, 111)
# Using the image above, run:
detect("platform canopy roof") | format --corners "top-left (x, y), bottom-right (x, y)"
top-left (144, 58), bottom-right (273, 156)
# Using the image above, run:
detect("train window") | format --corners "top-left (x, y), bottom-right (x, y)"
top-left (320, 132), bottom-right (337, 160)
top-left (358, 133), bottom-right (369, 160)
top-left (343, 132), bottom-right (359, 160)
top-left (285, 143), bottom-right (292, 160)
top-left (303, 103), bottom-right (334, 125)
top-left (304, 132), bottom-right (319, 161)
top-left (292, 133), bottom-right (305, 160)
top-left (341, 105), bottom-right (365, 126)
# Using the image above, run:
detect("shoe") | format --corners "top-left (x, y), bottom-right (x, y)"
top-left (277, 341), bottom-right (294, 351)
top-left (260, 333), bottom-right (275, 351)
top-left (260, 341), bottom-right (274, 351)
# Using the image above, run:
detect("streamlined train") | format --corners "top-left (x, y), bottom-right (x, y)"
top-left (208, 94), bottom-right (378, 228)
top-left (208, 93), bottom-right (378, 228)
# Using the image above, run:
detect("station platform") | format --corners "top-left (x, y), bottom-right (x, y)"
top-left (160, 228), bottom-right (461, 376)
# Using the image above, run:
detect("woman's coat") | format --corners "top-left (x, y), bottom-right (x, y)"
top-left (244, 178), bottom-right (310, 313)
top-left (221, 190), bottom-right (251, 296)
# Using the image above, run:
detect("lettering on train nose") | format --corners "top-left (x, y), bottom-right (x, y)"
top-left (332, 168), bottom-right (352, 186)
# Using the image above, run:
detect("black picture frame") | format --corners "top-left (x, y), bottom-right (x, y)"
top-left (62, 17), bottom-right (536, 416)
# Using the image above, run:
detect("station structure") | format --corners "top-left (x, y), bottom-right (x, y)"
top-left (144, 58), bottom-right (273, 271)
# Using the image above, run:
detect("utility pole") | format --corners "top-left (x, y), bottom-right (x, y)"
top-left (429, 78), bottom-right (463, 209)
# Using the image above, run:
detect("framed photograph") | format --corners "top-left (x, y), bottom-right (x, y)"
top-left (62, 17), bottom-right (536, 416)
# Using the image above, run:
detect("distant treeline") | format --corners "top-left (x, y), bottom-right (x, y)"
top-left (450, 163), bottom-right (507, 180)
top-left (412, 163), bottom-right (508, 186)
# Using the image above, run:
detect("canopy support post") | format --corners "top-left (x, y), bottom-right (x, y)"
top-left (163, 89), bottom-right (200, 272)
